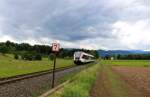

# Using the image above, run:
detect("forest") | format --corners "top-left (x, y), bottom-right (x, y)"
top-left (0, 41), bottom-right (99, 60)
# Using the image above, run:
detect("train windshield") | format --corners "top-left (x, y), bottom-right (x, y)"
top-left (74, 52), bottom-right (81, 58)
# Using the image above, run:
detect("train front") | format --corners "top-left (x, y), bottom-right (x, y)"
top-left (74, 51), bottom-right (82, 65)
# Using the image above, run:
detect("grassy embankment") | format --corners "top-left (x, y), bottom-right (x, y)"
top-left (48, 62), bottom-right (101, 97)
top-left (0, 54), bottom-right (74, 78)
top-left (101, 60), bottom-right (150, 67)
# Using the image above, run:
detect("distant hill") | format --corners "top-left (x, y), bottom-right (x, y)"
top-left (98, 50), bottom-right (150, 57)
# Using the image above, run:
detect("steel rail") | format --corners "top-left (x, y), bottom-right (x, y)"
top-left (0, 65), bottom-right (76, 85)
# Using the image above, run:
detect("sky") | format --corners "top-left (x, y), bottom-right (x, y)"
top-left (0, 0), bottom-right (150, 50)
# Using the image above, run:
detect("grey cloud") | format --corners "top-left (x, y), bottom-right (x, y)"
top-left (0, 0), bottom-right (150, 50)
top-left (1, 0), bottom-right (118, 41)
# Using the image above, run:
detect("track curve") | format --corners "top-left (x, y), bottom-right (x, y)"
top-left (0, 65), bottom-right (76, 85)
top-left (0, 65), bottom-right (88, 97)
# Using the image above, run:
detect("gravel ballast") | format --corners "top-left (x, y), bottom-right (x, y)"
top-left (0, 65), bottom-right (87, 97)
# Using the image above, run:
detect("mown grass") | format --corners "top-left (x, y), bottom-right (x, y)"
top-left (101, 60), bottom-right (150, 67)
top-left (48, 62), bottom-right (101, 97)
top-left (0, 54), bottom-right (74, 78)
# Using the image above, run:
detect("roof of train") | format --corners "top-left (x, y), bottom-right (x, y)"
top-left (74, 51), bottom-right (94, 57)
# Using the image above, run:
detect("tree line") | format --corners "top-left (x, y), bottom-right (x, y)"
top-left (0, 41), bottom-right (99, 61)
top-left (117, 54), bottom-right (150, 60)
top-left (103, 54), bottom-right (150, 60)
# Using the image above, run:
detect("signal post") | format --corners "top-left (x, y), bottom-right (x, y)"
top-left (51, 42), bottom-right (60, 88)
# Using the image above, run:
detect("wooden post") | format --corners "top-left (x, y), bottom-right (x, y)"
top-left (51, 42), bottom-right (60, 88)
top-left (52, 53), bottom-right (56, 88)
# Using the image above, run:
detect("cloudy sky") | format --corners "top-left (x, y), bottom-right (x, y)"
top-left (0, 0), bottom-right (150, 50)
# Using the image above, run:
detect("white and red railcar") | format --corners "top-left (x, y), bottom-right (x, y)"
top-left (74, 51), bottom-right (95, 65)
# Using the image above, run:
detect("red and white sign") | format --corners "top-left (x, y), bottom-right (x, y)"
top-left (52, 43), bottom-right (60, 52)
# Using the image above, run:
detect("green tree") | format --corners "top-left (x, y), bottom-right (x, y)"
top-left (14, 54), bottom-right (19, 59)
top-left (0, 45), bottom-right (9, 55)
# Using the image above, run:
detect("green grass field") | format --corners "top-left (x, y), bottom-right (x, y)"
top-left (101, 60), bottom-right (150, 67)
top-left (46, 60), bottom-right (150, 97)
top-left (0, 54), bottom-right (74, 78)
top-left (48, 62), bottom-right (101, 97)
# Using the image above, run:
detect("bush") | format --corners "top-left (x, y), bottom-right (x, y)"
top-left (14, 54), bottom-right (19, 59)
top-left (20, 51), bottom-right (42, 61)
top-left (21, 52), bottom-right (33, 61)
top-left (0, 45), bottom-right (9, 55)
top-left (34, 54), bottom-right (42, 60)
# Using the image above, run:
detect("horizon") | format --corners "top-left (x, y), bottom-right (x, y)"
top-left (0, 0), bottom-right (150, 50)
top-left (1, 40), bottom-right (150, 52)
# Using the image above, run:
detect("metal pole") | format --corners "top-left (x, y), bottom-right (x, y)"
top-left (52, 54), bottom-right (56, 88)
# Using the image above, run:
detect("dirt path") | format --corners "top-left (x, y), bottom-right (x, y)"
top-left (112, 66), bottom-right (150, 97)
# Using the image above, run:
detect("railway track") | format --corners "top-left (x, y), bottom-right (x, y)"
top-left (0, 65), bottom-right (76, 85)
top-left (0, 62), bottom-right (97, 97)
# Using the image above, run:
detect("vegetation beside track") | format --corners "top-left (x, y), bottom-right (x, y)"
top-left (101, 60), bottom-right (150, 67)
top-left (0, 54), bottom-right (74, 78)
top-left (58, 71), bottom-right (78, 84)
top-left (48, 62), bottom-right (101, 97)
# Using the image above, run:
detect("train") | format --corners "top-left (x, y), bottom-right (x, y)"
top-left (74, 51), bottom-right (95, 65)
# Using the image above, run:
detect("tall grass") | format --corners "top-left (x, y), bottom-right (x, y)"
top-left (101, 60), bottom-right (150, 67)
top-left (59, 63), bottom-right (101, 97)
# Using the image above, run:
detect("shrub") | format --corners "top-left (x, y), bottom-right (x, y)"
top-left (14, 54), bottom-right (19, 59)
top-left (20, 51), bottom-right (42, 61)
top-left (21, 52), bottom-right (33, 61)
top-left (33, 54), bottom-right (42, 60)
top-left (0, 45), bottom-right (9, 55)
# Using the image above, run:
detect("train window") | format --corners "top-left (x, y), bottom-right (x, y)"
top-left (82, 55), bottom-right (90, 59)
top-left (75, 52), bottom-right (81, 58)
